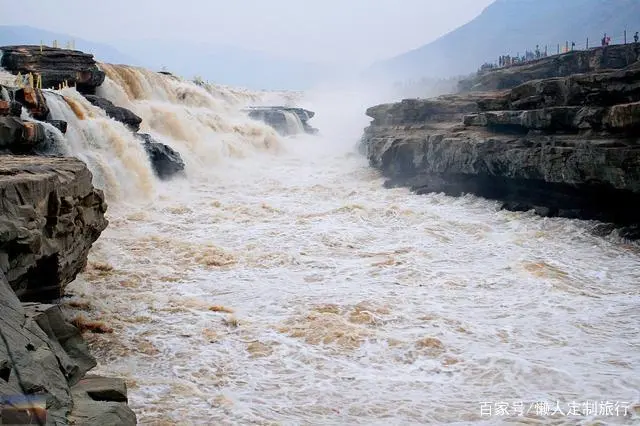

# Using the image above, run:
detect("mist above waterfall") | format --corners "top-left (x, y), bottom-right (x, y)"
top-left (1, 0), bottom-right (494, 90)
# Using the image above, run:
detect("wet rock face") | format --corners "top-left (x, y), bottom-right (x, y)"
top-left (0, 117), bottom-right (47, 153)
top-left (0, 84), bottom-right (68, 154)
top-left (361, 62), bottom-right (640, 237)
top-left (83, 95), bottom-right (142, 132)
top-left (13, 87), bottom-right (50, 120)
top-left (0, 156), bottom-right (108, 302)
top-left (0, 45), bottom-right (105, 94)
top-left (135, 133), bottom-right (186, 180)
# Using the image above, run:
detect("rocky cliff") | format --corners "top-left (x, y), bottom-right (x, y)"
top-left (0, 156), bottom-right (108, 302)
top-left (0, 157), bottom-right (136, 425)
top-left (361, 57), bottom-right (640, 239)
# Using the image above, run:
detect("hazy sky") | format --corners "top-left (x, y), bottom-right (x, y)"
top-left (3, 0), bottom-right (495, 66)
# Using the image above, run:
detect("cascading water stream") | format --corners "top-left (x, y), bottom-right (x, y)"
top-left (282, 110), bottom-right (306, 135)
top-left (43, 89), bottom-right (156, 202)
top-left (95, 64), bottom-right (284, 170)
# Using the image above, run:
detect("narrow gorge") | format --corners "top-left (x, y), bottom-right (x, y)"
top-left (0, 39), bottom-right (639, 425)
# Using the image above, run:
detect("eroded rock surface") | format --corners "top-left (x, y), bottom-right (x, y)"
top-left (0, 156), bottom-right (108, 302)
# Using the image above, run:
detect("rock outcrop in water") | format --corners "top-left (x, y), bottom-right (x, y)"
top-left (135, 133), bottom-right (186, 179)
top-left (83, 95), bottom-right (142, 132)
top-left (0, 46), bottom-right (105, 94)
top-left (244, 106), bottom-right (319, 136)
top-left (0, 116), bottom-right (47, 153)
top-left (0, 157), bottom-right (136, 425)
top-left (0, 84), bottom-right (65, 154)
top-left (361, 53), bottom-right (640, 238)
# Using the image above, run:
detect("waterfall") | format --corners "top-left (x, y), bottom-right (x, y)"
top-left (43, 89), bottom-right (156, 202)
top-left (96, 64), bottom-right (283, 169)
top-left (282, 110), bottom-right (306, 135)
top-left (5, 61), bottom-right (300, 205)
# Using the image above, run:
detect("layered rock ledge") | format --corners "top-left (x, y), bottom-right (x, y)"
top-left (361, 61), bottom-right (640, 238)
top-left (0, 46), bottom-right (105, 94)
top-left (459, 44), bottom-right (640, 92)
top-left (0, 156), bottom-right (108, 302)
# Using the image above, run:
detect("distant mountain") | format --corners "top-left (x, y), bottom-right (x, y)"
top-left (0, 26), bottom-right (334, 90)
top-left (0, 25), bottom-right (137, 65)
top-left (368, 0), bottom-right (640, 81)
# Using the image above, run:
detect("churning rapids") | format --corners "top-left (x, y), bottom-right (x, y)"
top-left (35, 65), bottom-right (639, 425)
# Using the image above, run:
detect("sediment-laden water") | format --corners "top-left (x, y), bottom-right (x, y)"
top-left (41, 68), bottom-right (639, 425)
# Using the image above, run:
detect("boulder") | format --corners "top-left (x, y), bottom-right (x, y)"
top-left (135, 133), bottom-right (185, 180)
top-left (83, 95), bottom-right (142, 132)
top-left (0, 117), bottom-right (47, 153)
top-left (0, 46), bottom-right (105, 94)
top-left (0, 155), bottom-right (108, 302)
top-left (13, 87), bottom-right (50, 120)
top-left (68, 375), bottom-right (137, 425)
top-left (361, 64), bottom-right (640, 237)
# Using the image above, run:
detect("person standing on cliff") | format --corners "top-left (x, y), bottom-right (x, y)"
top-left (635, 32), bottom-right (639, 43)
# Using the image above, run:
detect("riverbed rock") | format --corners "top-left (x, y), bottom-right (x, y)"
top-left (135, 133), bottom-right (185, 179)
top-left (361, 64), bottom-right (640, 237)
top-left (0, 155), bottom-right (108, 302)
top-left (83, 95), bottom-right (142, 132)
top-left (0, 45), bottom-right (105, 94)
top-left (243, 106), bottom-right (318, 135)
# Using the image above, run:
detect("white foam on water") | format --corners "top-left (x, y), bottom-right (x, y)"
top-left (59, 82), bottom-right (640, 424)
